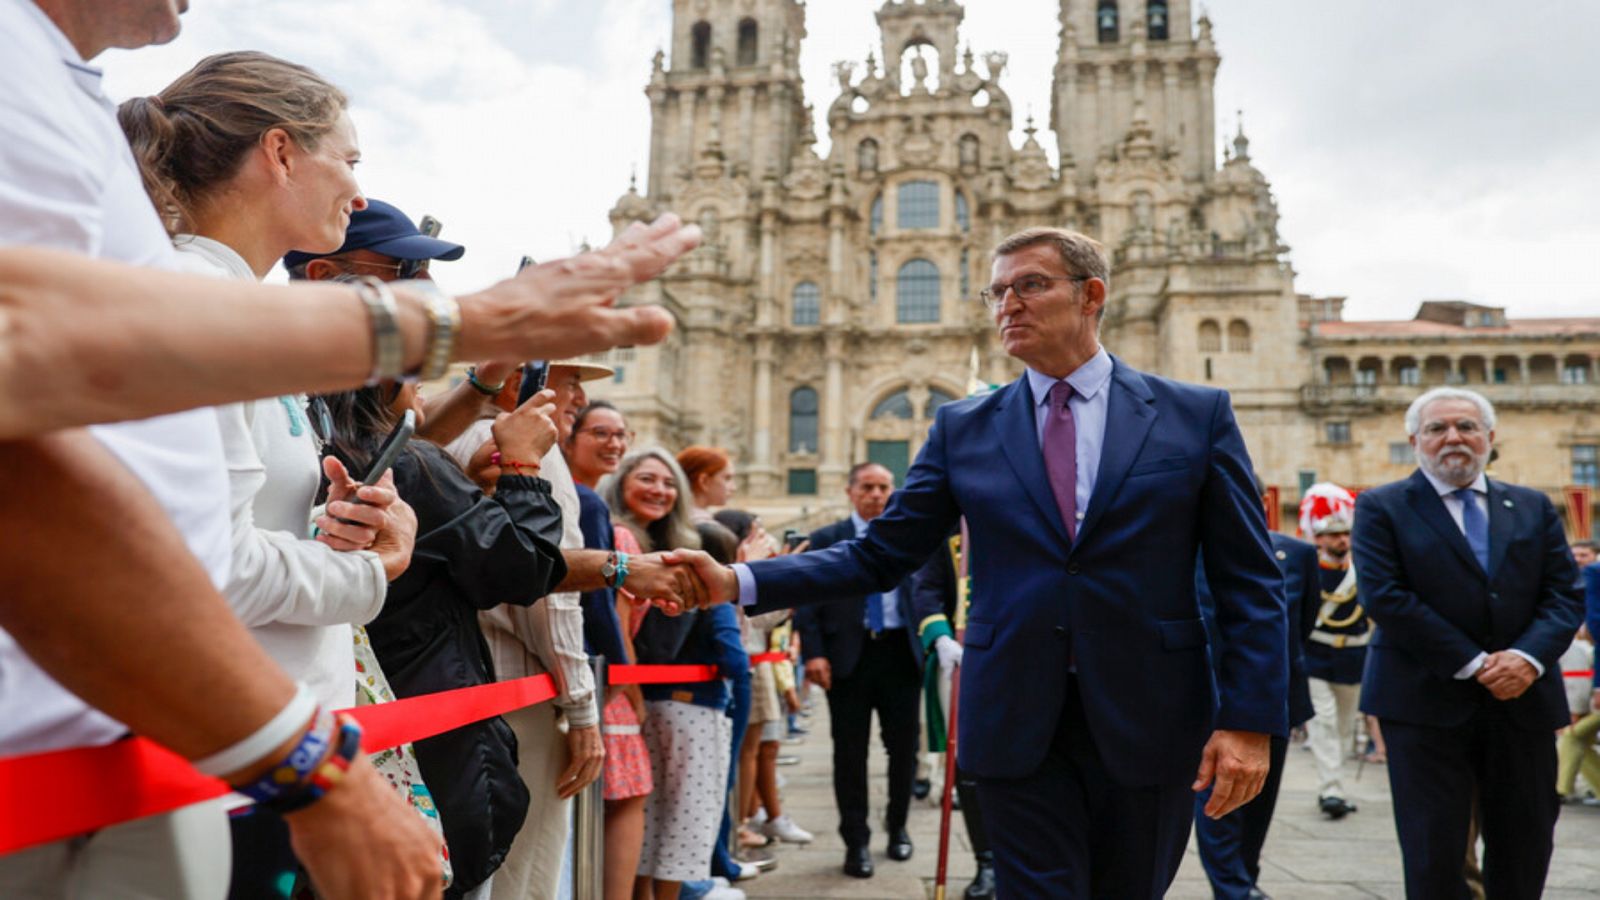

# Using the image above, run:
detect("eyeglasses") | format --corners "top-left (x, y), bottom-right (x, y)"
top-left (338, 257), bottom-right (431, 279)
top-left (979, 274), bottom-right (1088, 311)
top-left (1420, 418), bottom-right (1484, 437)
top-left (577, 427), bottom-right (634, 444)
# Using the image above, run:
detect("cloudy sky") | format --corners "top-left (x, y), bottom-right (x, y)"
top-left (101, 0), bottom-right (1597, 321)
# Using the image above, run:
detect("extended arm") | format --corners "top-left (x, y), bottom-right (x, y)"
top-left (0, 214), bottom-right (697, 438)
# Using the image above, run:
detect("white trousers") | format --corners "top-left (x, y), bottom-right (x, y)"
top-left (1307, 677), bottom-right (1362, 799)
top-left (0, 799), bottom-right (230, 900)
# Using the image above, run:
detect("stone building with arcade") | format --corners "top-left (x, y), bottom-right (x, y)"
top-left (588, 0), bottom-right (1600, 535)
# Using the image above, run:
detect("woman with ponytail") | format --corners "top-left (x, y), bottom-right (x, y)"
top-left (118, 52), bottom-right (447, 896)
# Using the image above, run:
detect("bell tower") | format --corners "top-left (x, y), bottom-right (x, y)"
top-left (645, 0), bottom-right (809, 195)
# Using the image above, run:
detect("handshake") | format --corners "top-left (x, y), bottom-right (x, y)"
top-left (615, 549), bottom-right (740, 613)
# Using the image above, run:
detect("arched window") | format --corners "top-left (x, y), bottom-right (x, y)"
top-left (896, 259), bottom-right (941, 323)
top-left (869, 194), bottom-right (883, 236)
top-left (791, 281), bottom-right (820, 326)
top-left (898, 180), bottom-right (940, 230)
top-left (858, 138), bottom-right (879, 176)
top-left (1198, 318), bottom-right (1221, 353)
top-left (1097, 0), bottom-right (1118, 43)
top-left (871, 389), bottom-right (914, 420)
top-left (736, 18), bottom-right (758, 66)
top-left (955, 192), bottom-right (971, 233)
top-left (1227, 319), bottom-right (1252, 353)
top-left (924, 387), bottom-right (958, 418)
top-left (691, 21), bottom-right (712, 69)
top-left (1147, 0), bottom-right (1169, 40)
top-left (789, 387), bottom-right (818, 453)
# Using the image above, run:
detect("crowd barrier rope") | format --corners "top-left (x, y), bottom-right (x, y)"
top-left (0, 663), bottom-right (721, 855)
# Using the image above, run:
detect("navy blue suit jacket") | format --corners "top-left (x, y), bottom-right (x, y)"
top-left (747, 358), bottom-right (1287, 783)
top-left (1354, 470), bottom-right (1583, 731)
top-left (792, 517), bottom-right (934, 679)
top-left (1196, 533), bottom-right (1315, 729)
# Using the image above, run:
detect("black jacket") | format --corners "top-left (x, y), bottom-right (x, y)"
top-left (793, 517), bottom-right (939, 679)
top-left (362, 442), bottom-right (567, 894)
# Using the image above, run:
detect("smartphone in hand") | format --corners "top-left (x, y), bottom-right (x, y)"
top-left (518, 361), bottom-right (549, 408)
top-left (361, 409), bottom-right (416, 487)
top-left (784, 529), bottom-right (805, 551)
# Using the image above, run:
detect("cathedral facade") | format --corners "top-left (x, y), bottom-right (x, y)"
top-left (592, 0), bottom-right (1600, 536)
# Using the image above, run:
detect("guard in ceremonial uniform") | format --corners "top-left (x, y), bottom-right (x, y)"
top-left (1299, 483), bottom-right (1367, 820)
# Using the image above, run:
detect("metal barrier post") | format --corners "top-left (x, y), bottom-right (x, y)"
top-left (572, 655), bottom-right (607, 899)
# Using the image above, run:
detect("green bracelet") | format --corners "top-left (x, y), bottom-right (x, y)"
top-left (466, 366), bottom-right (504, 396)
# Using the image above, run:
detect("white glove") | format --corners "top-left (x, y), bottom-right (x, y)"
top-left (934, 635), bottom-right (964, 672)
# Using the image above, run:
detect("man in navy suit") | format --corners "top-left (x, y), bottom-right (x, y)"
top-left (793, 462), bottom-right (956, 877)
top-left (673, 228), bottom-right (1287, 898)
top-left (1195, 524), bottom-right (1319, 900)
top-left (1354, 387), bottom-right (1584, 899)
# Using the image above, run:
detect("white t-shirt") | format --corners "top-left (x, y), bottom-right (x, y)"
top-left (0, 0), bottom-right (232, 756)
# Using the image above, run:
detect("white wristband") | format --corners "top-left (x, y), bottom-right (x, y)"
top-left (192, 682), bottom-right (316, 777)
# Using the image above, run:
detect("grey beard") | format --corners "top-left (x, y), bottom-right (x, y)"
top-left (1417, 446), bottom-right (1486, 486)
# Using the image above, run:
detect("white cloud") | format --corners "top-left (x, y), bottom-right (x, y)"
top-left (95, 0), bottom-right (1596, 320)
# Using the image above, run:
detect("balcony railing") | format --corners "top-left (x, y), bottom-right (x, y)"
top-left (1301, 381), bottom-right (1600, 410)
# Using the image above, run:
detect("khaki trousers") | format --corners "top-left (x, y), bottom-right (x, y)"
top-left (493, 703), bottom-right (572, 899)
top-left (1307, 677), bottom-right (1361, 799)
top-left (0, 799), bottom-right (230, 900)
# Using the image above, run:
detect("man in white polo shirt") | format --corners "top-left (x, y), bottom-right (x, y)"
top-left (1, 1), bottom-right (284, 895)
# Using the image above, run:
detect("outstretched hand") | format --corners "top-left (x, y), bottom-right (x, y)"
top-left (1193, 729), bottom-right (1271, 819)
top-left (457, 214), bottom-right (701, 363)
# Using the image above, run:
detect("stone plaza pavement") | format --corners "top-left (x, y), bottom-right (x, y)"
top-left (741, 698), bottom-right (1600, 899)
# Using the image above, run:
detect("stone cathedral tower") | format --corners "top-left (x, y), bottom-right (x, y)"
top-left (598, 0), bottom-right (1328, 519)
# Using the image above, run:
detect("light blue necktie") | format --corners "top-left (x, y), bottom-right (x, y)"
top-left (865, 592), bottom-right (885, 634)
top-left (1454, 487), bottom-right (1489, 572)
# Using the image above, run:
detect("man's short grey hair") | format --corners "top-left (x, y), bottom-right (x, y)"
top-left (991, 227), bottom-right (1110, 286)
top-left (1404, 387), bottom-right (1497, 437)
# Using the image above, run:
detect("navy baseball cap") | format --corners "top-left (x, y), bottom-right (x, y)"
top-left (282, 199), bottom-right (466, 271)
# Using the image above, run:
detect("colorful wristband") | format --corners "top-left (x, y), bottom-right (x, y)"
top-left (233, 706), bottom-right (336, 806)
top-left (613, 550), bottom-right (630, 590)
top-left (268, 713), bottom-right (364, 815)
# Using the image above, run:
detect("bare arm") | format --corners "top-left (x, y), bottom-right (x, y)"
top-left (0, 431), bottom-right (441, 898)
top-left (0, 215), bottom-right (699, 438)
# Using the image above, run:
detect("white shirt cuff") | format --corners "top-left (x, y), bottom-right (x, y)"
top-left (1454, 651), bottom-right (1488, 680)
top-left (733, 563), bottom-right (758, 606)
top-left (1507, 649), bottom-right (1545, 677)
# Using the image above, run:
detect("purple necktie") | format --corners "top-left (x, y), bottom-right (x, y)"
top-left (1043, 380), bottom-right (1078, 542)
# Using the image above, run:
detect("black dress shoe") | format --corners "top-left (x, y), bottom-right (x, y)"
top-left (843, 845), bottom-right (874, 878)
top-left (964, 857), bottom-right (996, 898)
top-left (913, 778), bottom-right (933, 800)
top-left (887, 828), bottom-right (914, 861)
top-left (1318, 795), bottom-right (1356, 820)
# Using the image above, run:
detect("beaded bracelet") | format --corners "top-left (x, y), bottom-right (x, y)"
top-left (269, 713), bottom-right (364, 815)
top-left (488, 452), bottom-right (542, 476)
top-left (232, 706), bottom-right (336, 806)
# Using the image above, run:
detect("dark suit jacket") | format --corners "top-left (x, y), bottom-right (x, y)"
top-left (748, 358), bottom-right (1287, 784)
top-left (793, 517), bottom-right (934, 680)
top-left (1195, 533), bottom-right (1315, 730)
top-left (1354, 470), bottom-right (1583, 730)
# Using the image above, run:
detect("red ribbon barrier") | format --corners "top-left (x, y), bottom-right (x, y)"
top-left (1565, 670), bottom-right (1595, 679)
top-left (749, 651), bottom-right (790, 665)
top-left (0, 663), bottom-right (719, 855)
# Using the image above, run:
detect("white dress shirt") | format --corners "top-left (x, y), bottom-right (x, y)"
top-left (1418, 468), bottom-right (1545, 679)
top-left (0, 0), bottom-right (232, 755)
